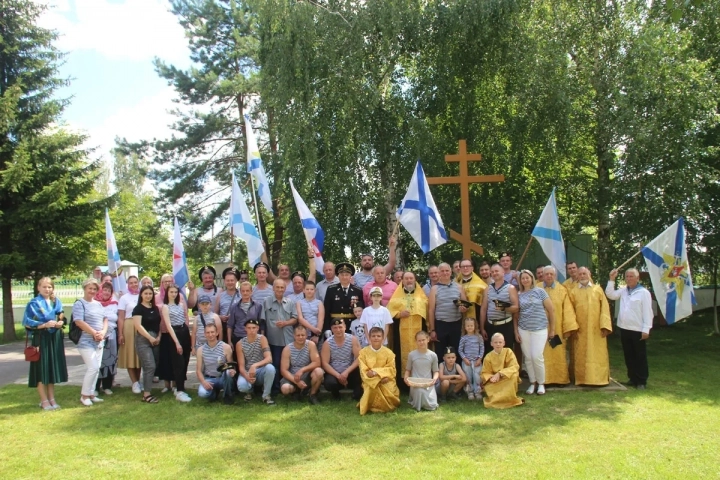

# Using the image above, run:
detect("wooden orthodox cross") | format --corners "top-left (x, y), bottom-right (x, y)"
top-left (426, 140), bottom-right (505, 259)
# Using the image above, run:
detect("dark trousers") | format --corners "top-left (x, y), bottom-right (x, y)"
top-left (435, 320), bottom-right (462, 359)
top-left (324, 370), bottom-right (362, 399)
top-left (170, 325), bottom-right (192, 392)
top-left (269, 344), bottom-right (285, 395)
top-left (620, 328), bottom-right (649, 386)
top-left (483, 319), bottom-right (515, 359)
top-left (96, 374), bottom-right (114, 391)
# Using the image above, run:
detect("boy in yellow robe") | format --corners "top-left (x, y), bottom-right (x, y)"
top-left (387, 273), bottom-right (428, 378)
top-left (541, 266), bottom-right (579, 385)
top-left (569, 267), bottom-right (612, 386)
top-left (481, 333), bottom-right (524, 409)
top-left (358, 327), bottom-right (401, 415)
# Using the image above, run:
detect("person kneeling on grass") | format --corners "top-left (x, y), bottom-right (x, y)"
top-left (436, 346), bottom-right (467, 402)
top-left (280, 324), bottom-right (324, 405)
top-left (358, 327), bottom-right (400, 415)
top-left (481, 333), bottom-right (524, 409)
top-left (236, 319), bottom-right (276, 406)
top-left (404, 330), bottom-right (440, 412)
top-left (196, 323), bottom-right (236, 404)
top-left (322, 318), bottom-right (362, 400)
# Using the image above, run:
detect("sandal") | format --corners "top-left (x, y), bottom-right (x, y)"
top-left (142, 395), bottom-right (159, 403)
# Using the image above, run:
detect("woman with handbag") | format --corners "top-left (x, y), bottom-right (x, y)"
top-left (22, 277), bottom-right (67, 411)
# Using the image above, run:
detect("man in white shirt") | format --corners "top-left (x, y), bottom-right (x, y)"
top-left (605, 268), bottom-right (653, 390)
top-left (315, 262), bottom-right (339, 302)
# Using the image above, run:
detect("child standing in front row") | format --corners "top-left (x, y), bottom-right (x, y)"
top-left (404, 330), bottom-right (439, 412)
top-left (349, 305), bottom-right (368, 346)
top-left (459, 317), bottom-right (484, 400)
top-left (437, 346), bottom-right (467, 402)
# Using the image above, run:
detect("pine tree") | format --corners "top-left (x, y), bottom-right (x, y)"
top-left (0, 1), bottom-right (105, 341)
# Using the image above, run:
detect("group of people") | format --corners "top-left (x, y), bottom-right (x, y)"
top-left (22, 240), bottom-right (654, 413)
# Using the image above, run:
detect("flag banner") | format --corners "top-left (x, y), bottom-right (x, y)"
top-left (105, 209), bottom-right (127, 293)
top-left (289, 178), bottom-right (325, 274)
top-left (397, 161), bottom-right (447, 254)
top-left (531, 188), bottom-right (567, 282)
top-left (244, 114), bottom-right (273, 212)
top-left (641, 217), bottom-right (696, 324)
top-left (231, 173), bottom-right (265, 268)
top-left (173, 217), bottom-right (190, 288)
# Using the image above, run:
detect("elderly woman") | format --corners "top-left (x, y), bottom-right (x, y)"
top-left (118, 275), bottom-right (142, 394)
top-left (517, 270), bottom-right (555, 395)
top-left (22, 277), bottom-right (67, 410)
top-left (95, 281), bottom-right (119, 395)
top-left (428, 263), bottom-right (468, 358)
top-left (73, 278), bottom-right (109, 406)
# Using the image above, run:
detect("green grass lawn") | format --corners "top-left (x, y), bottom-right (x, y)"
top-left (1, 313), bottom-right (718, 479)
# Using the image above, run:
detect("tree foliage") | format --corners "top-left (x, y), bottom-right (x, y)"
top-left (141, 0), bottom-right (719, 285)
top-left (0, 0), bottom-right (106, 341)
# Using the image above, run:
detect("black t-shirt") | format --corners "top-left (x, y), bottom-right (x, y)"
top-left (132, 303), bottom-right (161, 333)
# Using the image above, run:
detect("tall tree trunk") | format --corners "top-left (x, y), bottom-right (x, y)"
top-left (596, 144), bottom-right (612, 280)
top-left (2, 275), bottom-right (16, 342)
top-left (267, 107), bottom-right (283, 267)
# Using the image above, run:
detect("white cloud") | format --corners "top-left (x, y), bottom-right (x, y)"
top-left (39, 0), bottom-right (190, 65)
top-left (82, 86), bottom-right (179, 159)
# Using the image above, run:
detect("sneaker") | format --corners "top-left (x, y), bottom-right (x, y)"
top-left (152, 376), bottom-right (159, 383)
top-left (103, 389), bottom-right (113, 396)
top-left (308, 395), bottom-right (320, 405)
top-left (636, 384), bottom-right (647, 390)
top-left (161, 387), bottom-right (171, 394)
top-left (132, 382), bottom-right (141, 394)
top-left (526, 384), bottom-right (536, 395)
top-left (80, 397), bottom-right (93, 407)
top-left (263, 396), bottom-right (276, 406)
top-left (93, 390), bottom-right (99, 397)
top-left (467, 392), bottom-right (475, 400)
top-left (537, 385), bottom-right (546, 395)
top-left (175, 391), bottom-right (192, 403)
top-left (244, 393), bottom-right (254, 402)
top-left (90, 396), bottom-right (104, 403)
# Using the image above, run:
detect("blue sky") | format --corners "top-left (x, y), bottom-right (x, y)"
top-left (39, 0), bottom-right (192, 165)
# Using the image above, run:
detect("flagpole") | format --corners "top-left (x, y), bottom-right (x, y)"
top-left (514, 236), bottom-right (533, 271)
top-left (614, 249), bottom-right (643, 271)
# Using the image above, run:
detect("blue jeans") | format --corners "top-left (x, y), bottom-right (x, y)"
top-left (462, 362), bottom-right (481, 394)
top-left (197, 371), bottom-right (234, 399)
top-left (237, 364), bottom-right (276, 399)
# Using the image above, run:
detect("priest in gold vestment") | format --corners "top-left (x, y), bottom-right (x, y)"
top-left (456, 259), bottom-right (487, 320)
top-left (358, 327), bottom-right (400, 415)
top-left (387, 272), bottom-right (428, 380)
top-left (481, 333), bottom-right (523, 409)
top-left (569, 267), bottom-right (612, 386)
top-left (541, 266), bottom-right (578, 385)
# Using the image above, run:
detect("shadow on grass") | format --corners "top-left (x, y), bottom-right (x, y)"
top-left (607, 312), bottom-right (719, 405)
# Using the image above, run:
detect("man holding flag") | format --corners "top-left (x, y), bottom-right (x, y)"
top-left (605, 268), bottom-right (653, 389)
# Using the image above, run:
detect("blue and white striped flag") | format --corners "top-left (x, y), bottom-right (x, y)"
top-left (642, 217), bottom-right (695, 324)
top-left (231, 173), bottom-right (265, 267)
top-left (105, 209), bottom-right (127, 293)
top-left (289, 178), bottom-right (325, 275)
top-left (172, 217), bottom-right (190, 288)
top-left (531, 188), bottom-right (566, 282)
top-left (397, 161), bottom-right (447, 254)
top-left (244, 115), bottom-right (273, 212)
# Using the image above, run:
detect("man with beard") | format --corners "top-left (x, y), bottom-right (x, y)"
top-left (387, 272), bottom-right (428, 386)
top-left (353, 236), bottom-right (397, 289)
